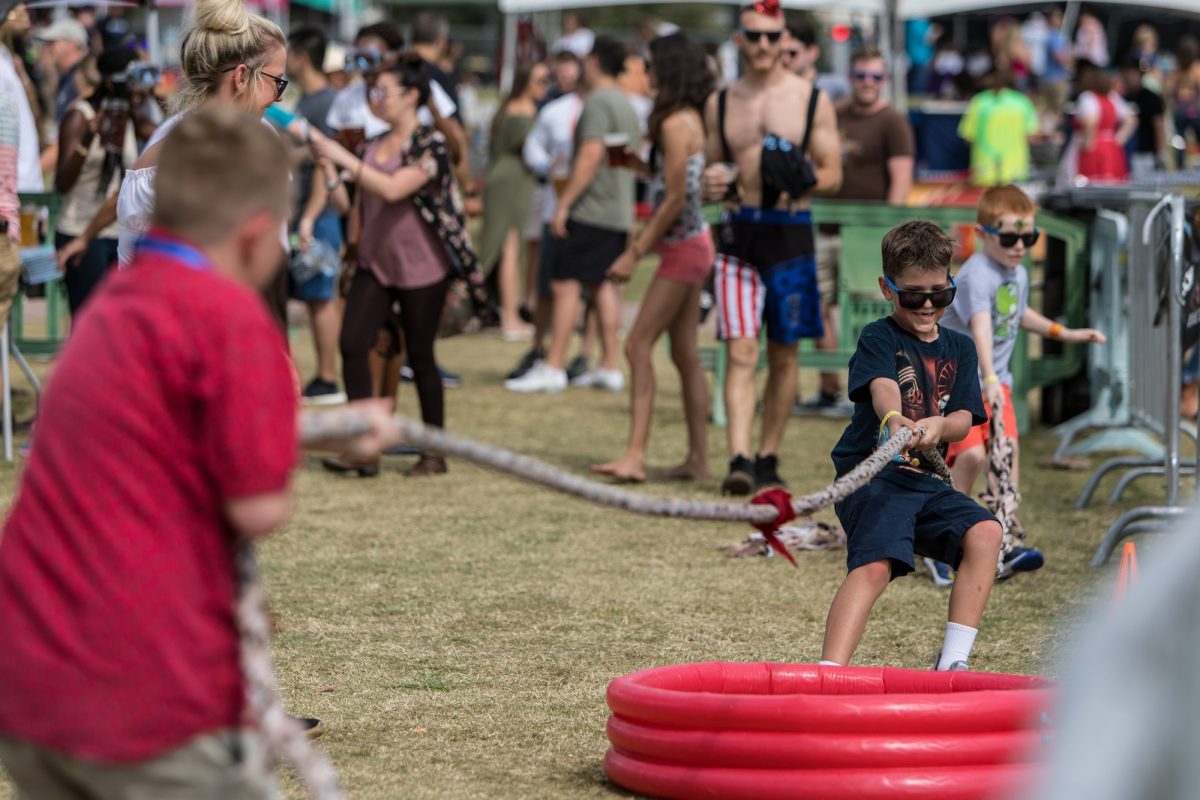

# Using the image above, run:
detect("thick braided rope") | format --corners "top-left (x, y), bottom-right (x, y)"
top-left (234, 409), bottom-right (949, 797)
top-left (979, 394), bottom-right (1022, 555)
top-left (235, 544), bottom-right (343, 799)
top-left (299, 410), bottom-right (951, 523)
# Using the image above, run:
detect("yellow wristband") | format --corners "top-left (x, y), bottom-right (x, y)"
top-left (1048, 322), bottom-right (1063, 340)
top-left (879, 410), bottom-right (901, 432)
top-left (983, 374), bottom-right (1000, 385)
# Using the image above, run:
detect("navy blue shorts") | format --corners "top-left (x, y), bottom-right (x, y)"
top-left (835, 466), bottom-right (997, 579)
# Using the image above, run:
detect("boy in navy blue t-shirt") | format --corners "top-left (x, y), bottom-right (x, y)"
top-left (822, 220), bottom-right (1003, 671)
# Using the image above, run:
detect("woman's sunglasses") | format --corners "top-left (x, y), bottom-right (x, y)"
top-left (884, 274), bottom-right (958, 310)
top-left (740, 28), bottom-right (783, 44)
top-left (222, 65), bottom-right (288, 102)
top-left (981, 224), bottom-right (1040, 248)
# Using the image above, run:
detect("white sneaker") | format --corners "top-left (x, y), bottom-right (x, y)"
top-left (572, 368), bottom-right (625, 392)
top-left (505, 363), bottom-right (567, 393)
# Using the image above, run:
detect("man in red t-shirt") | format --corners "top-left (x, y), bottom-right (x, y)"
top-left (0, 108), bottom-right (390, 797)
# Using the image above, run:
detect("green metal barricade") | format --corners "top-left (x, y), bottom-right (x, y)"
top-left (14, 192), bottom-right (68, 356)
top-left (704, 200), bottom-right (1090, 433)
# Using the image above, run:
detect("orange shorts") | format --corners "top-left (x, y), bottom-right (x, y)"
top-left (946, 383), bottom-right (1018, 464)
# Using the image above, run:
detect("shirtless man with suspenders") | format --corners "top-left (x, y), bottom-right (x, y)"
top-left (703, 0), bottom-right (842, 495)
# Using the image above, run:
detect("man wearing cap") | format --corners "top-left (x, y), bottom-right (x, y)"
top-left (37, 17), bottom-right (88, 122)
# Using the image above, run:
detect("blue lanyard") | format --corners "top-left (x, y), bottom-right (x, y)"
top-left (136, 235), bottom-right (212, 272)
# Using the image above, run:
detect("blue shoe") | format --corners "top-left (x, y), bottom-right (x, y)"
top-left (996, 546), bottom-right (1045, 581)
top-left (923, 557), bottom-right (955, 587)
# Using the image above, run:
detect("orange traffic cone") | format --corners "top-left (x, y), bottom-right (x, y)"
top-left (1113, 541), bottom-right (1140, 603)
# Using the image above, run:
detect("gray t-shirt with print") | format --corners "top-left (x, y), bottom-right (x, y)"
top-left (941, 251), bottom-right (1028, 386)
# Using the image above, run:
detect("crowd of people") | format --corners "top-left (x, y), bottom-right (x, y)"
top-left (0, 1), bottom-right (1183, 487)
top-left (921, 10), bottom-right (1200, 185)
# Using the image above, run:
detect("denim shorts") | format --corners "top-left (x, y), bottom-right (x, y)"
top-left (835, 465), bottom-right (996, 579)
top-left (290, 211), bottom-right (343, 302)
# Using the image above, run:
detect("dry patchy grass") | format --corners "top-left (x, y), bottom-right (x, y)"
top-left (0, 321), bottom-right (1169, 799)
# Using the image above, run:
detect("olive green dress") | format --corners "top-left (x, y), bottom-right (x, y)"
top-left (479, 112), bottom-right (536, 272)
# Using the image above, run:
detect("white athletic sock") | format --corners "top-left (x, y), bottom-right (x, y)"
top-left (938, 622), bottom-right (978, 670)
top-left (818, 660), bottom-right (841, 667)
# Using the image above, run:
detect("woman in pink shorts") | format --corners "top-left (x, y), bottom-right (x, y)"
top-left (593, 33), bottom-right (715, 482)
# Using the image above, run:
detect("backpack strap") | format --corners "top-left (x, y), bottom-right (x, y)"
top-left (717, 88), bottom-right (733, 163)
top-left (799, 86), bottom-right (820, 155)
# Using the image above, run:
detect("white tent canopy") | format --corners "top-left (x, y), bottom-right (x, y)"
top-left (499, 0), bottom-right (883, 12)
top-left (500, 0), bottom-right (1200, 19)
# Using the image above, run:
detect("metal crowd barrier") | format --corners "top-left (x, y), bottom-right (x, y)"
top-left (1052, 205), bottom-right (1167, 462)
top-left (1090, 194), bottom-right (1197, 566)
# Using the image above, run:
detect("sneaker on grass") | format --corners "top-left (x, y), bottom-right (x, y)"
top-left (505, 363), bottom-right (567, 393)
top-left (721, 455), bottom-right (755, 496)
top-left (565, 354), bottom-right (589, 382)
top-left (401, 362), bottom-right (462, 388)
top-left (753, 454), bottom-right (786, 488)
top-left (506, 348), bottom-right (545, 381)
top-left (923, 557), bottom-right (955, 587)
top-left (571, 368), bottom-right (624, 392)
top-left (931, 652), bottom-right (969, 671)
top-left (792, 391), bottom-right (854, 418)
top-left (301, 378), bottom-right (347, 406)
top-left (996, 546), bottom-right (1045, 581)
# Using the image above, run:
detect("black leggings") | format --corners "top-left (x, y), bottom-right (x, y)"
top-left (341, 268), bottom-right (447, 428)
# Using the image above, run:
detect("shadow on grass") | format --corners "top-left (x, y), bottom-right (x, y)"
top-left (567, 761), bottom-right (639, 798)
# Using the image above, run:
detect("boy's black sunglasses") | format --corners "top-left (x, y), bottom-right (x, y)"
top-left (884, 274), bottom-right (958, 310)
top-left (740, 28), bottom-right (783, 44)
top-left (981, 224), bottom-right (1040, 248)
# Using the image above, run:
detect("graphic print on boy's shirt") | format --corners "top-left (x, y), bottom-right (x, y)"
top-left (832, 318), bottom-right (986, 478)
top-left (993, 280), bottom-right (1020, 339)
top-left (895, 339), bottom-right (959, 468)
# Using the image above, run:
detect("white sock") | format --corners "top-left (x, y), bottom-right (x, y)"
top-left (818, 660), bottom-right (841, 667)
top-left (938, 622), bottom-right (978, 670)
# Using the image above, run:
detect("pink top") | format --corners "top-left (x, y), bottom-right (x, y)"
top-left (358, 142), bottom-right (449, 290)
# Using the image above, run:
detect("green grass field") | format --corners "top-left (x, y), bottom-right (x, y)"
top-left (0, 316), bottom-right (1175, 799)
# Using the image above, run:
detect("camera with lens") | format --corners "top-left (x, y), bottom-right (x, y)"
top-left (110, 62), bottom-right (162, 98)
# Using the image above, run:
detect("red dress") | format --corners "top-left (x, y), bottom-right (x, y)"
top-left (1076, 92), bottom-right (1129, 181)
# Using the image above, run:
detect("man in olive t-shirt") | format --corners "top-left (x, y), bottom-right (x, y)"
top-left (507, 36), bottom-right (640, 394)
top-left (803, 46), bottom-right (914, 415)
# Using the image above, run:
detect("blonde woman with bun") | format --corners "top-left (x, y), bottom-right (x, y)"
top-left (110, 0), bottom-right (327, 743)
top-left (115, 0), bottom-right (289, 270)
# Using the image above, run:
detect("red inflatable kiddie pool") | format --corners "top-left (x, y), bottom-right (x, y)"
top-left (605, 662), bottom-right (1054, 800)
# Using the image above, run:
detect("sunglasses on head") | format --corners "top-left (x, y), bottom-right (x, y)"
top-left (981, 224), bottom-right (1040, 248)
top-left (884, 274), bottom-right (957, 310)
top-left (222, 65), bottom-right (288, 102)
top-left (740, 28), bottom-right (783, 44)
top-left (345, 48), bottom-right (400, 74)
top-left (852, 70), bottom-right (887, 82)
